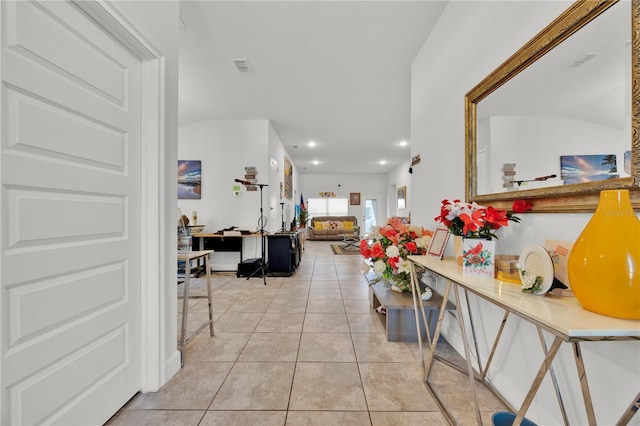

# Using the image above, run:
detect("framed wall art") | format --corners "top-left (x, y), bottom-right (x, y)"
top-left (284, 156), bottom-right (293, 199)
top-left (560, 154), bottom-right (618, 184)
top-left (349, 192), bottom-right (360, 205)
top-left (178, 160), bottom-right (201, 199)
top-left (397, 186), bottom-right (406, 209)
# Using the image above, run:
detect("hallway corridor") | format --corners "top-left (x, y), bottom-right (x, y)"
top-left (107, 241), bottom-right (505, 425)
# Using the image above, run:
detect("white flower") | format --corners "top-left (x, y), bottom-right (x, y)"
top-left (373, 259), bottom-right (386, 275)
top-left (408, 225), bottom-right (422, 234)
top-left (521, 274), bottom-right (537, 289)
top-left (386, 245), bottom-right (400, 258)
top-left (397, 259), bottom-right (412, 275)
top-left (416, 235), bottom-right (432, 248)
top-left (367, 227), bottom-right (382, 240)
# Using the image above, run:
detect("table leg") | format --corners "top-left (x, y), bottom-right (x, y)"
top-left (205, 253), bottom-right (214, 337)
top-left (573, 342), bottom-right (597, 426)
top-left (179, 262), bottom-right (190, 367)
top-left (409, 262), bottom-right (425, 370)
top-left (514, 336), bottom-right (563, 425)
top-left (482, 311), bottom-right (509, 381)
top-left (616, 391), bottom-right (640, 425)
top-left (424, 280), bottom-right (453, 381)
top-left (465, 289), bottom-right (484, 378)
top-left (453, 283), bottom-right (483, 425)
top-left (537, 328), bottom-right (569, 426)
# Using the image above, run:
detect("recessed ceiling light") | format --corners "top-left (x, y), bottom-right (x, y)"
top-left (308, 141), bottom-right (316, 147)
top-left (312, 160), bottom-right (319, 165)
top-left (379, 160), bottom-right (387, 165)
top-left (399, 140), bottom-right (408, 147)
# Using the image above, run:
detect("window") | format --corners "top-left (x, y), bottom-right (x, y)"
top-left (308, 197), bottom-right (348, 218)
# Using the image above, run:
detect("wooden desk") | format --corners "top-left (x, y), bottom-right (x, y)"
top-left (407, 255), bottom-right (640, 425)
top-left (177, 250), bottom-right (214, 367)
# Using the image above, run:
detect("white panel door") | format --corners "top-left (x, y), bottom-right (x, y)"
top-left (1, 1), bottom-right (142, 424)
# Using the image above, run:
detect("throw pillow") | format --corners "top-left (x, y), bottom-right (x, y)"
top-left (343, 221), bottom-right (354, 230)
top-left (315, 221), bottom-right (327, 230)
top-left (327, 221), bottom-right (339, 230)
top-left (336, 221), bottom-right (344, 230)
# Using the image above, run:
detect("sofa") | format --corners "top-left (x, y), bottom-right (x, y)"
top-left (307, 216), bottom-right (360, 240)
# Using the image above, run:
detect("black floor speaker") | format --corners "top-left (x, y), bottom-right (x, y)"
top-left (236, 258), bottom-right (262, 278)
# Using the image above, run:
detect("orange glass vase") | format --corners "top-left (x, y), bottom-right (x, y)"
top-left (567, 190), bottom-right (640, 319)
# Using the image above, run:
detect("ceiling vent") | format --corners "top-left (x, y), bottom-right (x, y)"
top-left (232, 59), bottom-right (253, 74)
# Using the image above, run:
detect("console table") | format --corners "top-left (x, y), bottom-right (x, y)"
top-left (407, 255), bottom-right (640, 426)
top-left (177, 250), bottom-right (214, 367)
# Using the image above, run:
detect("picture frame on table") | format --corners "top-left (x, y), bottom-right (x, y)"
top-left (426, 228), bottom-right (450, 259)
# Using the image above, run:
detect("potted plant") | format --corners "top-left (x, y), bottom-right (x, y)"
top-left (299, 209), bottom-right (308, 228)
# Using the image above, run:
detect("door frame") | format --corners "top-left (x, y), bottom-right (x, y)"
top-left (73, 1), bottom-right (169, 392)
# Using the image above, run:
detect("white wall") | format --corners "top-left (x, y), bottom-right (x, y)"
top-left (268, 123), bottom-right (300, 231)
top-left (178, 119), bottom-right (270, 269)
top-left (386, 159), bottom-right (412, 219)
top-left (411, 1), bottom-right (639, 425)
top-left (484, 115), bottom-right (625, 193)
top-left (178, 119), bottom-right (299, 269)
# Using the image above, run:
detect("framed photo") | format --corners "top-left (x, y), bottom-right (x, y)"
top-left (284, 156), bottom-right (293, 199)
top-left (426, 228), bottom-right (451, 259)
top-left (349, 192), bottom-right (361, 205)
top-left (397, 186), bottom-right (406, 209)
top-left (560, 154), bottom-right (618, 184)
top-left (178, 160), bottom-right (201, 199)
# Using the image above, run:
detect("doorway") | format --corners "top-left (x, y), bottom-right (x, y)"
top-left (361, 195), bottom-right (381, 235)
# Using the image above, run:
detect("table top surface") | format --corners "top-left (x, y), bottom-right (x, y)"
top-left (177, 250), bottom-right (213, 261)
top-left (192, 232), bottom-right (262, 237)
top-left (408, 255), bottom-right (640, 340)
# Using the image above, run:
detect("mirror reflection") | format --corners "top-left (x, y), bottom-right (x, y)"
top-left (466, 0), bottom-right (639, 212)
top-left (476, 1), bottom-right (630, 195)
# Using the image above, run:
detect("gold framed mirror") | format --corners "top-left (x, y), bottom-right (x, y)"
top-left (465, 0), bottom-right (639, 212)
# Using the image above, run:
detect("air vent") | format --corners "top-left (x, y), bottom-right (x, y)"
top-left (232, 59), bottom-right (253, 74)
top-left (567, 53), bottom-right (598, 68)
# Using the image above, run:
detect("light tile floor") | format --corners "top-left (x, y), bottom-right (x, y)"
top-left (106, 241), bottom-right (507, 425)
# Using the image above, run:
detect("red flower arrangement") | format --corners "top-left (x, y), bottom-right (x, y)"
top-left (435, 199), bottom-right (532, 240)
top-left (359, 217), bottom-right (433, 292)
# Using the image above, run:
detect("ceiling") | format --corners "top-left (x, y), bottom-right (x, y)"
top-left (178, 1), bottom-right (447, 174)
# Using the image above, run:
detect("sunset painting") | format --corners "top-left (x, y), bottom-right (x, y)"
top-left (178, 160), bottom-right (202, 199)
top-left (560, 154), bottom-right (618, 184)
